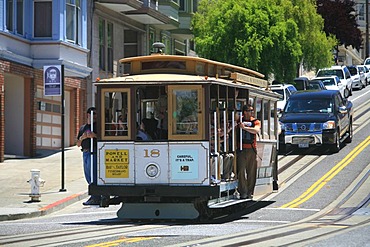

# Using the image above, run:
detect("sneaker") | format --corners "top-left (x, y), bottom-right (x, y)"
top-left (82, 197), bottom-right (100, 206)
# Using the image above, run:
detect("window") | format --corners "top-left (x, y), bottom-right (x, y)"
top-left (66, 0), bottom-right (82, 44)
top-left (161, 33), bottom-right (171, 54)
top-left (34, 1), bottom-right (52, 37)
top-left (6, 0), bottom-right (13, 32)
top-left (123, 29), bottom-right (138, 73)
top-left (149, 29), bottom-right (155, 53)
top-left (38, 101), bottom-right (61, 113)
top-left (358, 3), bottom-right (364, 21)
top-left (102, 89), bottom-right (131, 140)
top-left (179, 0), bottom-right (185, 11)
top-left (107, 22), bottom-right (113, 73)
top-left (99, 19), bottom-right (105, 70)
top-left (16, 0), bottom-right (23, 35)
top-left (99, 19), bottom-right (113, 73)
top-left (168, 85), bottom-right (203, 140)
top-left (6, 0), bottom-right (24, 35)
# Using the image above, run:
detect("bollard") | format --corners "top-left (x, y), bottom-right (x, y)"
top-left (27, 169), bottom-right (46, 202)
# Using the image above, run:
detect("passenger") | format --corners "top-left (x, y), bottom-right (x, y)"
top-left (136, 118), bottom-right (153, 140)
top-left (210, 118), bottom-right (234, 182)
top-left (236, 104), bottom-right (261, 200)
top-left (116, 114), bottom-right (127, 136)
top-left (77, 107), bottom-right (101, 205)
top-left (154, 95), bottom-right (168, 138)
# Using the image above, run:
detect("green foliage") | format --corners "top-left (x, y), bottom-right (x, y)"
top-left (192, 0), bottom-right (336, 83)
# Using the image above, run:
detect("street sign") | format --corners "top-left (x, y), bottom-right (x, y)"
top-left (44, 65), bottom-right (62, 96)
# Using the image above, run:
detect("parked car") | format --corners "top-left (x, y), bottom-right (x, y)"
top-left (270, 84), bottom-right (297, 112)
top-left (316, 66), bottom-right (352, 97)
top-left (279, 90), bottom-right (353, 154)
top-left (313, 76), bottom-right (345, 98)
top-left (357, 64), bottom-right (370, 86)
top-left (293, 76), bottom-right (310, 90)
top-left (363, 57), bottom-right (370, 68)
top-left (308, 79), bottom-right (326, 90)
top-left (347, 65), bottom-right (366, 90)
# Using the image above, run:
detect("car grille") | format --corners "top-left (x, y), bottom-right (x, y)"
top-left (284, 123), bottom-right (322, 133)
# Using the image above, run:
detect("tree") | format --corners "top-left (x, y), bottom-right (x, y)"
top-left (192, 0), bottom-right (336, 82)
top-left (317, 0), bottom-right (363, 51)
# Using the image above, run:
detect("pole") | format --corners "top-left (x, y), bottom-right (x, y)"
top-left (90, 109), bottom-right (94, 184)
top-left (60, 65), bottom-right (66, 192)
top-left (366, 0), bottom-right (369, 58)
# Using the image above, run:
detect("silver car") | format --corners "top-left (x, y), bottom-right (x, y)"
top-left (347, 65), bottom-right (366, 90)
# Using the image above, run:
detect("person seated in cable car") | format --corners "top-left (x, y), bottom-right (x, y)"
top-left (136, 118), bottom-right (153, 141)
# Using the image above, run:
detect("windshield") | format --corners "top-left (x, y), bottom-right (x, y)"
top-left (285, 99), bottom-right (333, 113)
top-left (317, 69), bottom-right (343, 79)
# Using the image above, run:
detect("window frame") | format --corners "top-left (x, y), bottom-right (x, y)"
top-left (66, 0), bottom-right (82, 45)
top-left (101, 88), bottom-right (131, 141)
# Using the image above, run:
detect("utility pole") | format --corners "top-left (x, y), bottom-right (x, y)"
top-left (366, 0), bottom-right (369, 58)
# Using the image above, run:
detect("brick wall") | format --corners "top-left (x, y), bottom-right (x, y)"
top-left (0, 59), bottom-right (87, 162)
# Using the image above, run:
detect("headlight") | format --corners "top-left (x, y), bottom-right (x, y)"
top-left (145, 163), bottom-right (160, 178)
top-left (323, 121), bottom-right (336, 129)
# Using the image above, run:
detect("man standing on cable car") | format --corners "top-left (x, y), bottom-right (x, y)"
top-left (77, 107), bottom-right (100, 205)
top-left (237, 104), bottom-right (261, 200)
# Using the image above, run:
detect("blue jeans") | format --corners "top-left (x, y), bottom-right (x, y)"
top-left (82, 151), bottom-right (97, 184)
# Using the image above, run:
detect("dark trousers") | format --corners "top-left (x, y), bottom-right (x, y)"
top-left (237, 148), bottom-right (257, 196)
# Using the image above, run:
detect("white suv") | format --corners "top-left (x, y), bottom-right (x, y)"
top-left (316, 66), bottom-right (352, 97)
top-left (270, 84), bottom-right (297, 112)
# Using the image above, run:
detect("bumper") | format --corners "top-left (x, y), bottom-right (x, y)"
top-left (280, 130), bottom-right (336, 147)
top-left (352, 81), bottom-right (363, 89)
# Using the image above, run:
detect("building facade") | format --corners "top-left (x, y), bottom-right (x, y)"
top-left (0, 0), bottom-right (197, 162)
top-left (88, 0), bottom-right (197, 107)
top-left (0, 0), bottom-right (91, 161)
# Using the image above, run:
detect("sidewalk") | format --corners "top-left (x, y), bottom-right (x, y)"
top-left (0, 146), bottom-right (89, 221)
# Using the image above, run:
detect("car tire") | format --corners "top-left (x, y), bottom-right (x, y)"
top-left (279, 144), bottom-right (287, 155)
top-left (344, 88), bottom-right (350, 98)
top-left (345, 121), bottom-right (353, 143)
top-left (330, 130), bottom-right (341, 153)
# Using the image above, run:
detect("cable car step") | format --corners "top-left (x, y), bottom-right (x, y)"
top-left (208, 196), bottom-right (252, 209)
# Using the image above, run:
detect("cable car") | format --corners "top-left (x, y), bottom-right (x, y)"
top-left (89, 47), bottom-right (281, 220)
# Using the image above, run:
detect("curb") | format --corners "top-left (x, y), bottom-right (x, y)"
top-left (0, 191), bottom-right (88, 221)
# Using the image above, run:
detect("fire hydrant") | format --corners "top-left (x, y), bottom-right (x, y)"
top-left (27, 169), bottom-right (45, 202)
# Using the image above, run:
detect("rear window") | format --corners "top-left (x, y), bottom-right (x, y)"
top-left (321, 78), bottom-right (335, 86)
top-left (317, 69), bottom-right (343, 79)
top-left (347, 67), bottom-right (358, 76)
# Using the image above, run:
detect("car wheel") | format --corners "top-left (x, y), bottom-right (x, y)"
top-left (345, 121), bottom-right (353, 143)
top-left (344, 88), bottom-right (350, 98)
top-left (330, 130), bottom-right (341, 153)
top-left (279, 144), bottom-right (286, 155)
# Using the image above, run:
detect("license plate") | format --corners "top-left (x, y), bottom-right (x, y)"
top-left (298, 143), bottom-right (309, 148)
